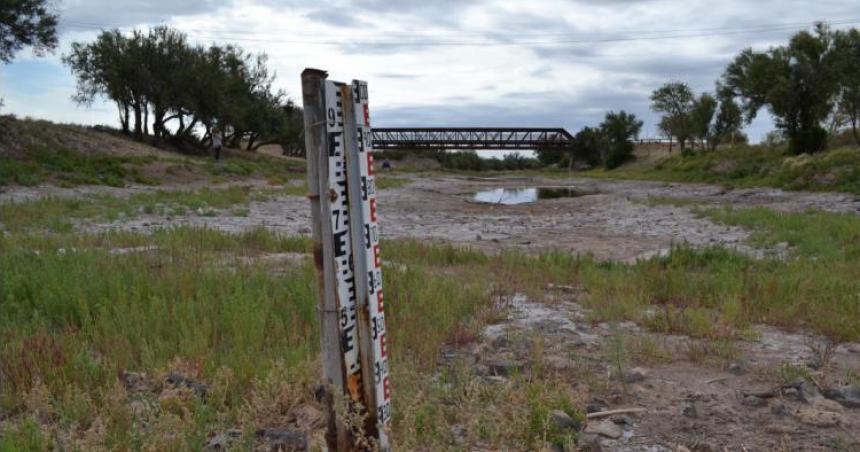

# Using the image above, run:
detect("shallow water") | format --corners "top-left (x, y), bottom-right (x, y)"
top-left (472, 187), bottom-right (593, 205)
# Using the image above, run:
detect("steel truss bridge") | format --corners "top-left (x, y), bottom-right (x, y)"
top-left (370, 127), bottom-right (573, 150)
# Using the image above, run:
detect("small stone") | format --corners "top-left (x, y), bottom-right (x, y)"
top-left (675, 446), bottom-right (693, 452)
top-left (727, 361), bottom-right (746, 376)
top-left (822, 385), bottom-right (860, 409)
top-left (795, 408), bottom-right (841, 428)
top-left (682, 402), bottom-right (698, 419)
top-left (204, 429), bottom-right (242, 451)
top-left (550, 409), bottom-right (580, 431)
top-left (577, 433), bottom-right (604, 452)
top-left (624, 367), bottom-right (647, 383)
top-left (741, 395), bottom-right (768, 408)
top-left (584, 420), bottom-right (622, 439)
top-left (484, 358), bottom-right (523, 377)
top-left (165, 372), bottom-right (208, 399)
top-left (586, 400), bottom-right (608, 414)
top-left (256, 428), bottom-right (307, 452)
top-left (813, 398), bottom-right (845, 414)
top-left (543, 356), bottom-right (573, 372)
top-left (610, 415), bottom-right (633, 426)
top-left (770, 402), bottom-right (789, 417)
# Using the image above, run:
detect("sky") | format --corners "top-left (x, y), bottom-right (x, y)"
top-left (1, 0), bottom-right (859, 144)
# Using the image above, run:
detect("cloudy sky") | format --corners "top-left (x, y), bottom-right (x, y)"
top-left (2, 0), bottom-right (858, 142)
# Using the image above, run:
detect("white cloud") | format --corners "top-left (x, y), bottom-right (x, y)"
top-left (4, 0), bottom-right (859, 140)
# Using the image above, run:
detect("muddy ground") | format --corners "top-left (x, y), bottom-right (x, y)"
top-left (4, 174), bottom-right (860, 450)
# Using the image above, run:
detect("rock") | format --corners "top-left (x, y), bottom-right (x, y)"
top-left (450, 424), bottom-right (467, 444)
top-left (682, 401), bottom-right (698, 419)
top-left (624, 367), bottom-right (647, 383)
top-left (543, 356), bottom-right (573, 372)
top-left (549, 410), bottom-right (580, 431)
top-left (119, 370), bottom-right (153, 393)
top-left (822, 385), bottom-right (860, 409)
top-left (165, 372), bottom-right (208, 399)
top-left (741, 395), bottom-right (768, 408)
top-left (727, 361), bottom-right (746, 376)
top-left (289, 404), bottom-right (326, 430)
top-left (794, 408), bottom-right (841, 428)
top-left (483, 358), bottom-right (523, 376)
top-left (584, 420), bottom-right (622, 439)
top-left (610, 415), bottom-right (633, 427)
top-left (770, 402), bottom-right (789, 417)
top-left (577, 433), bottom-right (604, 452)
top-left (256, 428), bottom-right (307, 452)
top-left (586, 400), bottom-right (608, 414)
top-left (812, 398), bottom-right (845, 414)
top-left (204, 429), bottom-right (242, 451)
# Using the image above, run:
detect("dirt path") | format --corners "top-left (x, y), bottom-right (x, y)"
top-left (15, 174), bottom-right (853, 261)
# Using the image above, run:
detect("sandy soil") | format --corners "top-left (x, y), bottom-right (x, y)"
top-left (13, 174), bottom-right (854, 261)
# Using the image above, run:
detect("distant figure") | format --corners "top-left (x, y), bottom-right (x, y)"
top-left (212, 127), bottom-right (223, 161)
top-left (382, 158), bottom-right (392, 171)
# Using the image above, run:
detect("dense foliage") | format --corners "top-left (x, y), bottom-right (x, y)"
top-left (63, 26), bottom-right (303, 153)
top-left (0, 0), bottom-right (57, 63)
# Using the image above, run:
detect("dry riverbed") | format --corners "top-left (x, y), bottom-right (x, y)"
top-left (11, 174), bottom-right (854, 261)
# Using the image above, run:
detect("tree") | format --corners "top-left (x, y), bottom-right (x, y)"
top-left (689, 93), bottom-right (717, 151)
top-left (599, 110), bottom-right (643, 169)
top-left (567, 126), bottom-right (602, 169)
top-left (0, 0), bottom-right (57, 63)
top-left (722, 24), bottom-right (838, 154)
top-left (711, 85), bottom-right (744, 149)
top-left (64, 26), bottom-right (301, 153)
top-left (832, 28), bottom-right (860, 146)
top-left (650, 82), bottom-right (695, 153)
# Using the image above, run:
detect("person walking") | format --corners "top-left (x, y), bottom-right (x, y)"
top-left (212, 127), bottom-right (223, 161)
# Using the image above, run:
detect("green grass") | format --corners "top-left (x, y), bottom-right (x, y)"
top-left (0, 186), bottom-right (283, 233)
top-left (2, 199), bottom-right (860, 449)
top-left (0, 148), bottom-right (157, 187)
top-left (584, 145), bottom-right (860, 194)
top-left (0, 228), bottom-right (539, 449)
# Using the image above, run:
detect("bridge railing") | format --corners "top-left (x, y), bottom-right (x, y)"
top-left (371, 127), bottom-right (573, 150)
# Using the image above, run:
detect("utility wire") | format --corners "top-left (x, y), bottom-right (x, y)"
top-left (58, 18), bottom-right (860, 47)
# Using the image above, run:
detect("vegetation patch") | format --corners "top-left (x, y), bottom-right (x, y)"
top-left (587, 145), bottom-right (860, 194)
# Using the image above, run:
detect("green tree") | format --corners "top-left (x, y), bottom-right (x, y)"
top-left (650, 82), bottom-right (694, 153)
top-left (711, 85), bottom-right (744, 149)
top-left (0, 0), bottom-right (57, 63)
top-left (832, 28), bottom-right (860, 146)
top-left (567, 126), bottom-right (602, 169)
top-left (690, 93), bottom-right (717, 151)
top-left (599, 110), bottom-right (643, 169)
top-left (722, 24), bottom-right (838, 154)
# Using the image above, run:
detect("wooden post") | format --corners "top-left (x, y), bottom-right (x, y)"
top-left (303, 69), bottom-right (392, 451)
top-left (301, 68), bottom-right (348, 452)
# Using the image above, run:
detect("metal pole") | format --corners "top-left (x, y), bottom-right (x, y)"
top-left (301, 68), bottom-right (348, 451)
top-left (343, 80), bottom-right (392, 451)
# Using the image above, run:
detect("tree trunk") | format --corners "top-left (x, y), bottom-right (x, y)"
top-left (852, 117), bottom-right (859, 147)
top-left (132, 102), bottom-right (143, 139)
top-left (143, 104), bottom-right (149, 136)
top-left (118, 102), bottom-right (130, 135)
top-left (246, 133), bottom-right (258, 151)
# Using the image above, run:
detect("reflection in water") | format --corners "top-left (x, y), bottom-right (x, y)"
top-left (472, 187), bottom-right (593, 205)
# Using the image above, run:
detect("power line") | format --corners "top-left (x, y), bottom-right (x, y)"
top-left (58, 18), bottom-right (860, 47)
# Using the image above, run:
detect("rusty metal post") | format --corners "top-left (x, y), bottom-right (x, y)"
top-left (301, 68), bottom-right (348, 451)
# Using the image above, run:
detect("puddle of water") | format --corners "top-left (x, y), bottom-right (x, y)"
top-left (472, 187), bottom-right (593, 205)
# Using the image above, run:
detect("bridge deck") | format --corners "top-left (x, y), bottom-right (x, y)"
top-left (370, 127), bottom-right (573, 150)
